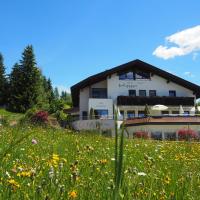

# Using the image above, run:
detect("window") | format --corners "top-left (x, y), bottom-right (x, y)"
top-left (172, 111), bottom-right (179, 115)
top-left (162, 111), bottom-right (169, 115)
top-left (151, 132), bottom-right (162, 140)
top-left (139, 90), bottom-right (146, 97)
top-left (129, 90), bottom-right (136, 96)
top-left (120, 110), bottom-right (124, 119)
top-left (91, 88), bottom-right (107, 98)
top-left (127, 110), bottom-right (135, 119)
top-left (169, 90), bottom-right (176, 97)
top-left (164, 132), bottom-right (176, 140)
top-left (138, 111), bottom-right (145, 118)
top-left (94, 109), bottom-right (108, 119)
top-left (149, 90), bottom-right (156, 97)
top-left (119, 71), bottom-right (134, 80)
top-left (82, 111), bottom-right (88, 120)
top-left (184, 111), bottom-right (189, 115)
top-left (135, 71), bottom-right (150, 80)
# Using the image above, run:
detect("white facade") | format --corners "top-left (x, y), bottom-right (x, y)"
top-left (107, 73), bottom-right (194, 100)
top-left (78, 72), bottom-right (195, 119)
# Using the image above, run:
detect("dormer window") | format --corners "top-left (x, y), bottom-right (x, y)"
top-left (119, 71), bottom-right (134, 80)
top-left (135, 71), bottom-right (150, 80)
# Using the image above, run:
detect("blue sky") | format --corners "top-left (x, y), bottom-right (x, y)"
top-left (1, 0), bottom-right (200, 92)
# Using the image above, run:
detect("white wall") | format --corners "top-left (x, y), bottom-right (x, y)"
top-left (89, 98), bottom-right (113, 118)
top-left (79, 80), bottom-right (107, 119)
top-left (79, 87), bottom-right (89, 119)
top-left (107, 73), bottom-right (195, 102)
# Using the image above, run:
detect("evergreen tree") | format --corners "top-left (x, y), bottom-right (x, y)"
top-left (9, 45), bottom-right (44, 112)
top-left (54, 87), bottom-right (59, 99)
top-left (47, 78), bottom-right (54, 103)
top-left (0, 53), bottom-right (7, 105)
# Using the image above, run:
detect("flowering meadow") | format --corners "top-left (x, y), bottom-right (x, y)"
top-left (1, 126), bottom-right (200, 199)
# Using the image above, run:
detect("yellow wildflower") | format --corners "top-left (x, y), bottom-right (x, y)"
top-left (68, 190), bottom-right (77, 198)
top-left (7, 179), bottom-right (20, 188)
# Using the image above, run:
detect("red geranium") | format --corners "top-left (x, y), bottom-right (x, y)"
top-left (135, 131), bottom-right (149, 139)
top-left (178, 128), bottom-right (198, 140)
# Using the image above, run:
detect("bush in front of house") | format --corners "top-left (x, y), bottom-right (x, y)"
top-left (134, 131), bottom-right (149, 139)
top-left (178, 129), bottom-right (198, 141)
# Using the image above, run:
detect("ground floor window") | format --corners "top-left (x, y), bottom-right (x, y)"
top-left (151, 132), bottom-right (162, 140)
top-left (82, 111), bottom-right (88, 120)
top-left (127, 110), bottom-right (135, 119)
top-left (164, 132), bottom-right (176, 140)
top-left (94, 109), bottom-right (108, 119)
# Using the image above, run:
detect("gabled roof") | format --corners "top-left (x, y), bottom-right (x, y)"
top-left (71, 59), bottom-right (200, 107)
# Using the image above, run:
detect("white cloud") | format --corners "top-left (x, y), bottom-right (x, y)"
top-left (192, 52), bottom-right (198, 61)
top-left (184, 71), bottom-right (195, 78)
top-left (153, 25), bottom-right (200, 59)
top-left (53, 85), bottom-right (71, 94)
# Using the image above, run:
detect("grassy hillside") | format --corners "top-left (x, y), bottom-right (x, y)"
top-left (0, 126), bottom-right (200, 199)
top-left (0, 108), bottom-right (23, 123)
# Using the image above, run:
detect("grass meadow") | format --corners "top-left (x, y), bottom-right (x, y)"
top-left (0, 125), bottom-right (200, 199)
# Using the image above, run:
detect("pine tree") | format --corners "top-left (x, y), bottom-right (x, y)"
top-left (0, 53), bottom-right (7, 106)
top-left (9, 45), bottom-right (44, 112)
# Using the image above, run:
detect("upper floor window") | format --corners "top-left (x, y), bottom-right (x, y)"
top-left (169, 90), bottom-right (176, 97)
top-left (91, 88), bottom-right (107, 98)
top-left (119, 71), bottom-right (134, 80)
top-left (139, 90), bottom-right (146, 97)
top-left (138, 111), bottom-right (145, 118)
top-left (135, 71), bottom-right (150, 80)
top-left (127, 110), bottom-right (135, 119)
top-left (149, 90), bottom-right (156, 97)
top-left (129, 90), bottom-right (136, 96)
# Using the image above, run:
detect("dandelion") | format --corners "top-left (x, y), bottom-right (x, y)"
top-left (68, 190), bottom-right (77, 198)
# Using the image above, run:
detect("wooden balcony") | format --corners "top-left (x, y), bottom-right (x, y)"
top-left (117, 96), bottom-right (195, 106)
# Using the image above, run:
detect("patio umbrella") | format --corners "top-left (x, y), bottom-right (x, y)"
top-left (151, 105), bottom-right (168, 111)
top-left (179, 105), bottom-right (184, 114)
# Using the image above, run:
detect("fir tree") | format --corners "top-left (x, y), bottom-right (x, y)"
top-left (54, 87), bottom-right (59, 99)
top-left (9, 45), bottom-right (44, 112)
top-left (0, 53), bottom-right (7, 105)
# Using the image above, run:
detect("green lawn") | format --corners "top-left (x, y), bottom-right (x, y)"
top-left (0, 125), bottom-right (200, 199)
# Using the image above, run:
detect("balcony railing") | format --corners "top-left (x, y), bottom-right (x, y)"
top-left (117, 96), bottom-right (195, 106)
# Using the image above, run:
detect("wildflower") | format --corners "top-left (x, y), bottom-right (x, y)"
top-left (32, 139), bottom-right (38, 144)
top-left (68, 190), bottom-right (77, 198)
top-left (7, 179), bottom-right (20, 188)
top-left (17, 171), bottom-right (32, 177)
top-left (164, 175), bottom-right (171, 184)
top-left (99, 159), bottom-right (108, 165)
top-left (137, 172), bottom-right (147, 176)
top-left (49, 166), bottom-right (54, 179)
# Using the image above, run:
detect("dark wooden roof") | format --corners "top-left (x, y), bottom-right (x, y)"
top-left (71, 59), bottom-right (200, 107)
